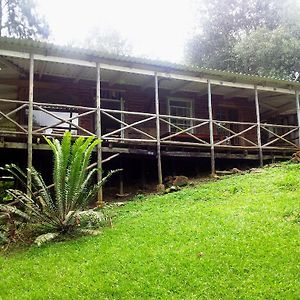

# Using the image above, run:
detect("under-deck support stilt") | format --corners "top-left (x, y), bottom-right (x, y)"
top-left (96, 62), bottom-right (103, 206)
top-left (155, 72), bottom-right (163, 185)
top-left (207, 80), bottom-right (215, 175)
top-left (254, 86), bottom-right (263, 167)
top-left (27, 54), bottom-right (34, 195)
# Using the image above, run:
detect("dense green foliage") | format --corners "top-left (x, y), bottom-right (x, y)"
top-left (0, 180), bottom-right (13, 201)
top-left (186, 0), bottom-right (300, 79)
top-left (0, 0), bottom-right (49, 39)
top-left (0, 132), bottom-right (116, 245)
top-left (1, 162), bottom-right (299, 299)
top-left (233, 26), bottom-right (300, 79)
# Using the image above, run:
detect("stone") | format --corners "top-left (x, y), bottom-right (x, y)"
top-left (173, 176), bottom-right (189, 187)
top-left (231, 167), bottom-right (242, 173)
top-left (164, 185), bottom-right (180, 194)
top-left (157, 183), bottom-right (165, 193)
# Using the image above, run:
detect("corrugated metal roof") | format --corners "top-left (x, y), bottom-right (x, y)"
top-left (0, 36), bottom-right (299, 90)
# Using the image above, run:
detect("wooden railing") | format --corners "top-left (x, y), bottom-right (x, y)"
top-left (0, 99), bottom-right (29, 137)
top-left (32, 102), bottom-right (96, 138)
top-left (100, 108), bottom-right (157, 143)
top-left (159, 114), bottom-right (210, 147)
top-left (0, 98), bottom-right (298, 151)
top-left (261, 123), bottom-right (299, 150)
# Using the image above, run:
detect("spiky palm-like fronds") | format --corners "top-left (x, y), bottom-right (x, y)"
top-left (0, 132), bottom-right (118, 245)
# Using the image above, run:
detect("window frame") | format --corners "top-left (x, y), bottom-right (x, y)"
top-left (167, 97), bottom-right (194, 133)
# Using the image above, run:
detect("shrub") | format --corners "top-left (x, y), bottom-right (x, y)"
top-left (0, 132), bottom-right (118, 245)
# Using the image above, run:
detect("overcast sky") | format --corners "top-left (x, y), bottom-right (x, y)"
top-left (36, 0), bottom-right (197, 63)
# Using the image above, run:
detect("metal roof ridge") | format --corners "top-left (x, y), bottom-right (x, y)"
top-left (0, 36), bottom-right (298, 88)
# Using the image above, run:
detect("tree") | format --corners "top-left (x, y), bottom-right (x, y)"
top-left (185, 0), bottom-right (280, 70)
top-left (233, 26), bottom-right (300, 80)
top-left (185, 0), bottom-right (300, 79)
top-left (0, 0), bottom-right (49, 39)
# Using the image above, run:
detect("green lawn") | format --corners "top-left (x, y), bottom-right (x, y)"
top-left (0, 162), bottom-right (300, 299)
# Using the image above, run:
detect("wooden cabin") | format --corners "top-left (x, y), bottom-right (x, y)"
top-left (0, 37), bottom-right (299, 199)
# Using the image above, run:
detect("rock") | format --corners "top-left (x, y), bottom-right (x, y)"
top-left (249, 168), bottom-right (262, 173)
top-left (211, 173), bottom-right (220, 179)
top-left (163, 175), bottom-right (189, 187)
top-left (231, 167), bottom-right (242, 173)
top-left (114, 202), bottom-right (126, 206)
top-left (164, 185), bottom-right (180, 194)
top-left (157, 183), bottom-right (165, 193)
top-left (163, 176), bottom-right (174, 188)
top-left (173, 176), bottom-right (189, 187)
top-left (292, 151), bottom-right (300, 162)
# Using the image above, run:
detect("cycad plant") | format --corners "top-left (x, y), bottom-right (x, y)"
top-left (0, 132), bottom-right (117, 245)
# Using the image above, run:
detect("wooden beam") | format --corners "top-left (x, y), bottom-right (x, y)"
top-left (254, 87), bottom-right (263, 166)
top-left (96, 62), bottom-right (103, 206)
top-left (27, 54), bottom-right (34, 195)
top-left (0, 141), bottom-right (157, 155)
top-left (161, 150), bottom-right (288, 160)
top-left (208, 80), bottom-right (215, 175)
top-left (0, 49), bottom-right (297, 95)
top-left (0, 57), bottom-right (27, 77)
top-left (155, 73), bottom-right (163, 185)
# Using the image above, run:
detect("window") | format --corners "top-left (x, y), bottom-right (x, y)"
top-left (168, 98), bottom-right (193, 132)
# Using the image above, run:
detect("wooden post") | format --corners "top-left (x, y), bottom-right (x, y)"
top-left (207, 80), bottom-right (215, 175)
top-left (295, 90), bottom-right (300, 147)
top-left (155, 72), bottom-right (163, 185)
top-left (120, 96), bottom-right (125, 140)
top-left (119, 159), bottom-right (124, 196)
top-left (96, 62), bottom-right (103, 206)
top-left (254, 86), bottom-right (263, 167)
top-left (27, 53), bottom-right (34, 195)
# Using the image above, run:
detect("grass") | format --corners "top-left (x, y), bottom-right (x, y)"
top-left (0, 162), bottom-right (300, 299)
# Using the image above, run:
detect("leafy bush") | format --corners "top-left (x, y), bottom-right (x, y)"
top-left (0, 132), bottom-right (118, 246)
top-left (0, 180), bottom-right (14, 202)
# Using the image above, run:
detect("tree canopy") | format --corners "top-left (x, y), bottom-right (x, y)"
top-left (0, 0), bottom-right (49, 39)
top-left (78, 27), bottom-right (132, 56)
top-left (233, 26), bottom-right (300, 80)
top-left (185, 0), bottom-right (300, 80)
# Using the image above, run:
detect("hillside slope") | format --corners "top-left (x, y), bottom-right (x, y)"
top-left (1, 162), bottom-right (300, 299)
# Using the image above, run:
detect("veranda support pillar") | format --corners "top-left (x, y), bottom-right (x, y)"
top-left (254, 86), bottom-right (263, 167)
top-left (207, 80), bottom-right (215, 175)
top-left (120, 97), bottom-right (125, 140)
top-left (155, 73), bottom-right (163, 185)
top-left (96, 62), bottom-right (103, 206)
top-left (27, 53), bottom-right (34, 195)
top-left (295, 90), bottom-right (300, 147)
